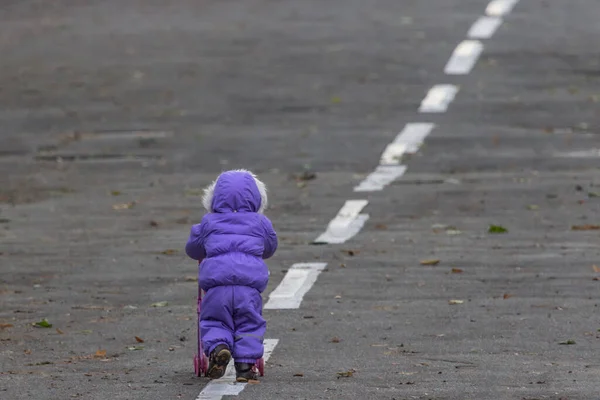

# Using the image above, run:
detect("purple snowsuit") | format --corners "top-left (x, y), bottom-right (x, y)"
top-left (185, 170), bottom-right (277, 363)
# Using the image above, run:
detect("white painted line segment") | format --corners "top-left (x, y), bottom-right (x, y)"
top-left (196, 339), bottom-right (279, 400)
top-left (444, 40), bottom-right (484, 75)
top-left (264, 263), bottom-right (327, 309)
top-left (353, 165), bottom-right (407, 192)
top-left (418, 85), bottom-right (459, 113)
top-left (380, 142), bottom-right (407, 165)
top-left (485, 0), bottom-right (519, 17)
top-left (313, 200), bottom-right (369, 244)
top-left (468, 16), bottom-right (503, 39)
top-left (388, 122), bottom-right (435, 156)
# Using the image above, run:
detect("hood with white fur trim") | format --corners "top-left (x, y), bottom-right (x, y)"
top-left (202, 169), bottom-right (268, 214)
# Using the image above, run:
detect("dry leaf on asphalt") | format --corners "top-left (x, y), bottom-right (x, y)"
top-left (0, 323), bottom-right (13, 329)
top-left (341, 249), bottom-right (359, 256)
top-left (559, 340), bottom-right (576, 345)
top-left (151, 301), bottom-right (169, 307)
top-left (337, 369), bottom-right (355, 378)
top-left (571, 224), bottom-right (600, 231)
top-left (451, 268), bottom-right (464, 274)
top-left (135, 336), bottom-right (144, 343)
top-left (94, 350), bottom-right (107, 358)
top-left (112, 201), bottom-right (136, 210)
top-left (160, 249), bottom-right (178, 255)
top-left (331, 337), bottom-right (341, 343)
top-left (56, 328), bottom-right (64, 334)
top-left (448, 299), bottom-right (464, 305)
top-left (503, 293), bottom-right (513, 299)
top-left (593, 265), bottom-right (600, 273)
top-left (420, 259), bottom-right (440, 266)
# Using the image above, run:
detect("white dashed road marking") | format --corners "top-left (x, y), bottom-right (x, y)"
top-left (353, 165), bottom-right (407, 192)
top-left (444, 40), bottom-right (484, 75)
top-left (486, 0), bottom-right (520, 17)
top-left (468, 16), bottom-right (503, 39)
top-left (196, 339), bottom-right (279, 400)
top-left (313, 200), bottom-right (369, 244)
top-left (419, 84), bottom-right (459, 113)
top-left (264, 263), bottom-right (328, 309)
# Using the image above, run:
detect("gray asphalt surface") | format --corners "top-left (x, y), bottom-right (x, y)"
top-left (1, 1), bottom-right (600, 399)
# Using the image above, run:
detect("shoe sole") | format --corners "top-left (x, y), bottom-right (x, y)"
top-left (235, 377), bottom-right (259, 383)
top-left (207, 349), bottom-right (231, 379)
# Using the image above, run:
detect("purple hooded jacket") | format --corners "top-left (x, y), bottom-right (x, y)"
top-left (185, 170), bottom-right (277, 293)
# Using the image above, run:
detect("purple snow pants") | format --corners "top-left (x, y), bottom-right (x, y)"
top-left (200, 285), bottom-right (266, 363)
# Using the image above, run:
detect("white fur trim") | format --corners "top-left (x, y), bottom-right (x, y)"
top-left (202, 169), bottom-right (268, 213)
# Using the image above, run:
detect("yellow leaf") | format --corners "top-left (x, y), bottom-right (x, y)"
top-left (448, 299), bottom-right (464, 305)
top-left (94, 350), bottom-right (107, 358)
top-left (420, 259), bottom-right (440, 266)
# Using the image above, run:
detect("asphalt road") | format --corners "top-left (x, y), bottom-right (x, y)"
top-left (1, 1), bottom-right (600, 399)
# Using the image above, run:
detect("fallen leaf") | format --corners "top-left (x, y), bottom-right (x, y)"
top-left (488, 225), bottom-right (508, 234)
top-left (0, 323), bottom-right (13, 329)
top-left (110, 191), bottom-right (121, 196)
top-left (451, 268), bottom-right (464, 274)
top-left (337, 369), bottom-right (355, 378)
top-left (448, 300), bottom-right (464, 305)
top-left (527, 204), bottom-right (539, 210)
top-left (503, 293), bottom-right (513, 299)
top-left (330, 96), bottom-right (342, 104)
top-left (293, 373), bottom-right (304, 377)
top-left (420, 259), bottom-right (440, 266)
top-left (559, 340), bottom-right (576, 345)
top-left (184, 276), bottom-right (197, 282)
top-left (56, 328), bottom-right (64, 334)
top-left (151, 301), bottom-right (169, 308)
top-left (24, 349), bottom-right (31, 354)
top-left (135, 336), bottom-right (144, 343)
top-left (33, 319), bottom-right (52, 328)
top-left (150, 220), bottom-right (159, 227)
top-left (593, 265), bottom-right (600, 273)
top-left (375, 224), bottom-right (388, 230)
top-left (341, 249), bottom-right (359, 256)
top-left (331, 337), bottom-right (341, 343)
top-left (112, 201), bottom-right (136, 210)
top-left (94, 350), bottom-right (107, 358)
top-left (160, 249), bottom-right (178, 255)
top-left (571, 225), bottom-right (600, 231)
top-left (294, 171), bottom-right (317, 181)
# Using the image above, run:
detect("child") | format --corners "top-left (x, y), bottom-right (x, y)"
top-left (185, 169), bottom-right (278, 382)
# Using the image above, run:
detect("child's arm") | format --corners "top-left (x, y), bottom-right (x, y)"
top-left (185, 218), bottom-right (208, 261)
top-left (261, 216), bottom-right (278, 259)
